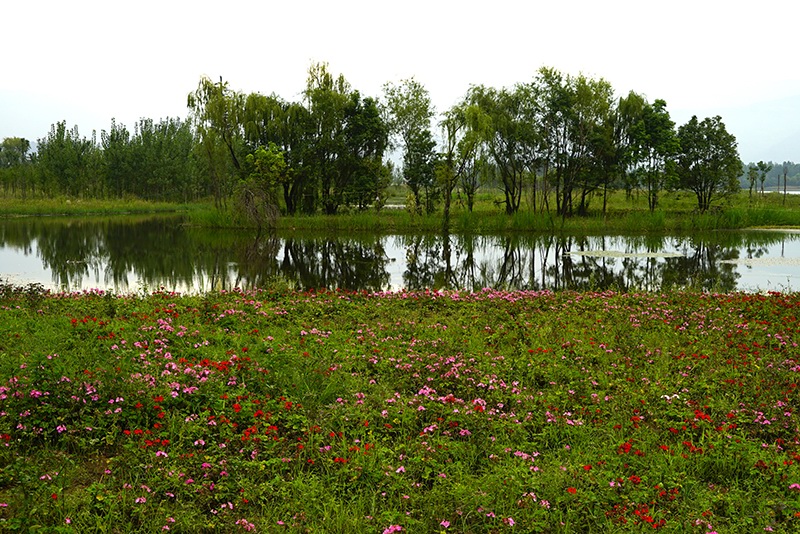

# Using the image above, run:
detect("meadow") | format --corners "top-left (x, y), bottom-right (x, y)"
top-left (1, 282), bottom-right (799, 532)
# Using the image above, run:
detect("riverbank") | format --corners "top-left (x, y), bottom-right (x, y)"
top-left (1, 287), bottom-right (799, 531)
top-left (4, 190), bottom-right (800, 234)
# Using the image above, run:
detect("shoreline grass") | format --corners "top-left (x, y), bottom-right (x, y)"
top-left (3, 191), bottom-right (800, 235)
top-left (1, 285), bottom-right (799, 531)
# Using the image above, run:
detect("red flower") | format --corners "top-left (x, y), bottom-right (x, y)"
top-left (567, 487), bottom-right (577, 494)
top-left (583, 464), bottom-right (592, 471)
top-left (51, 493), bottom-right (58, 500)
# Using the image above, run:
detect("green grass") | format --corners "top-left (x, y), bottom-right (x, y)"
top-left (0, 196), bottom-right (198, 217)
top-left (4, 189), bottom-right (800, 235)
top-left (1, 283), bottom-right (800, 531)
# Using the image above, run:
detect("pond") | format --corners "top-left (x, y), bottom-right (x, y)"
top-left (2, 215), bottom-right (800, 293)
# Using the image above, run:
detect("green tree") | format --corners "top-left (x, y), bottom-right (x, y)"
top-left (304, 62), bottom-right (351, 214)
top-left (132, 118), bottom-right (198, 201)
top-left (100, 119), bottom-right (133, 198)
top-left (0, 137), bottom-right (33, 197)
top-left (243, 93), bottom-right (313, 214)
top-left (756, 160), bottom-right (772, 196)
top-left (36, 122), bottom-right (101, 197)
top-left (240, 143), bottom-right (286, 235)
top-left (188, 76), bottom-right (246, 208)
top-left (631, 99), bottom-right (678, 211)
top-left (439, 101), bottom-right (482, 226)
top-left (746, 163), bottom-right (758, 200)
top-left (533, 67), bottom-right (615, 217)
top-left (340, 93), bottom-right (390, 211)
top-left (383, 78), bottom-right (437, 214)
top-left (782, 161), bottom-right (790, 203)
top-left (466, 85), bottom-right (528, 215)
top-left (676, 115), bottom-right (742, 213)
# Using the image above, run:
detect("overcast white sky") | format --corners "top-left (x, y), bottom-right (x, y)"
top-left (2, 0), bottom-right (798, 163)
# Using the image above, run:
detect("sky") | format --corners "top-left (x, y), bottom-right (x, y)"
top-left (2, 0), bottom-right (798, 164)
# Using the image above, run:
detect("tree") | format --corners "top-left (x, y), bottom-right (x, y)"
top-left (37, 121), bottom-right (101, 197)
top-left (100, 119), bottom-right (133, 198)
top-left (756, 160), bottom-right (772, 197)
top-left (340, 93), bottom-right (390, 211)
top-left (675, 115), bottom-right (742, 213)
top-left (304, 62), bottom-right (351, 215)
top-left (383, 78), bottom-right (437, 214)
top-left (533, 67), bottom-right (614, 217)
top-left (0, 137), bottom-right (33, 197)
top-left (240, 143), bottom-right (286, 236)
top-left (466, 85), bottom-right (528, 215)
top-left (188, 76), bottom-right (246, 208)
top-left (746, 163), bottom-right (758, 200)
top-left (782, 161), bottom-right (790, 203)
top-left (439, 101), bottom-right (481, 227)
top-left (631, 99), bottom-right (678, 211)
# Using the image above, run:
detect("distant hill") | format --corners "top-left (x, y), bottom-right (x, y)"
top-left (723, 93), bottom-right (800, 163)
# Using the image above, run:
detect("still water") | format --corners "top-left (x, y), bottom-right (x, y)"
top-left (2, 215), bottom-right (800, 294)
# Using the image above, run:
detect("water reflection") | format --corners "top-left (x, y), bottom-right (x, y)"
top-left (2, 215), bottom-right (800, 293)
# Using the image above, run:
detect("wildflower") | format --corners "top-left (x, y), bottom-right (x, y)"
top-left (396, 466), bottom-right (405, 473)
top-left (235, 518), bottom-right (256, 531)
top-left (135, 497), bottom-right (147, 504)
top-left (567, 487), bottom-right (577, 494)
top-left (440, 520), bottom-right (450, 528)
top-left (383, 526), bottom-right (403, 534)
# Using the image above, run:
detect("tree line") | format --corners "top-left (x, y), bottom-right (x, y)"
top-left (0, 63), bottom-right (761, 222)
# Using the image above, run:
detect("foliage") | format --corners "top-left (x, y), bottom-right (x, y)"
top-left (1, 287), bottom-right (800, 532)
top-left (238, 143), bottom-right (286, 234)
top-left (676, 116), bottom-right (743, 213)
top-left (4, 63), bottom-right (784, 225)
top-left (36, 122), bottom-right (102, 198)
top-left (383, 78), bottom-right (438, 215)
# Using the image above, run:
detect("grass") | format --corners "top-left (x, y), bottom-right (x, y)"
top-left (1, 282), bottom-right (800, 532)
top-left (0, 196), bottom-right (200, 217)
top-left (4, 189), bottom-right (800, 235)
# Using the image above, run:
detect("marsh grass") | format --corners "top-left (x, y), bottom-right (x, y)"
top-left (5, 190), bottom-right (800, 235)
top-left (0, 196), bottom-right (193, 217)
top-left (1, 286), bottom-right (800, 532)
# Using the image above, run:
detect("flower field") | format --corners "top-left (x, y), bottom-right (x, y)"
top-left (1, 285), bottom-right (799, 532)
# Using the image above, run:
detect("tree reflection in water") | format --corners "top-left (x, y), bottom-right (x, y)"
top-left (2, 216), bottom-right (799, 293)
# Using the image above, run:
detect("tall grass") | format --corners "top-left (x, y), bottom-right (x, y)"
top-left (5, 190), bottom-right (800, 235)
top-left (0, 196), bottom-right (191, 217)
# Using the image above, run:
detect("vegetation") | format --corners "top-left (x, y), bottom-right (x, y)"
top-left (4, 63), bottom-right (789, 228)
top-left (1, 285), bottom-right (800, 532)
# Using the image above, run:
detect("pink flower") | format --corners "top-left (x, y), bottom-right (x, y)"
top-left (383, 526), bottom-right (403, 534)
top-left (440, 520), bottom-right (450, 528)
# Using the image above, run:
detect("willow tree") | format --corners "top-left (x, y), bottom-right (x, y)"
top-left (188, 76), bottom-right (246, 208)
top-left (466, 85), bottom-right (529, 215)
top-left (243, 93), bottom-right (312, 214)
top-left (439, 101), bottom-right (482, 227)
